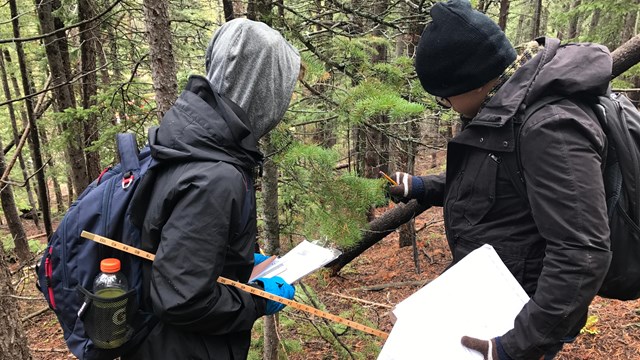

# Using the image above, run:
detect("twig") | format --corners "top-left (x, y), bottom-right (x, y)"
top-left (298, 282), bottom-right (356, 359)
top-left (27, 232), bottom-right (47, 240)
top-left (6, 294), bottom-right (42, 301)
top-left (30, 348), bottom-right (68, 353)
top-left (416, 219), bottom-right (444, 233)
top-left (327, 292), bottom-right (393, 309)
top-left (22, 306), bottom-right (49, 322)
top-left (353, 279), bottom-right (430, 291)
top-left (421, 248), bottom-right (433, 265)
top-left (411, 227), bottom-right (421, 275)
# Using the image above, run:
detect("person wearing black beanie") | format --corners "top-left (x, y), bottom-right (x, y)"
top-left (387, 1), bottom-right (614, 359)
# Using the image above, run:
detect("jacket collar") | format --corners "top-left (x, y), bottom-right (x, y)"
top-left (470, 37), bottom-right (561, 128)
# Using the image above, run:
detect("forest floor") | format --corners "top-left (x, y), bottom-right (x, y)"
top-left (8, 150), bottom-right (640, 359)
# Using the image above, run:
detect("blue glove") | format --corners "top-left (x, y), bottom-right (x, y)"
top-left (254, 276), bottom-right (295, 315)
top-left (254, 253), bottom-right (269, 265)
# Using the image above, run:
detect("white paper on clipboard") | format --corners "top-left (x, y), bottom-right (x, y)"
top-left (378, 244), bottom-right (529, 360)
top-left (250, 240), bottom-right (341, 284)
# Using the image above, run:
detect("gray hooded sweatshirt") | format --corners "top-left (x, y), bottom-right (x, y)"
top-left (205, 18), bottom-right (301, 139)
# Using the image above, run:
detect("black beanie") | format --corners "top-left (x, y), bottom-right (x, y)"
top-left (415, 0), bottom-right (516, 97)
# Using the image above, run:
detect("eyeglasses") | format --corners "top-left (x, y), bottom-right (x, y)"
top-left (435, 96), bottom-right (452, 109)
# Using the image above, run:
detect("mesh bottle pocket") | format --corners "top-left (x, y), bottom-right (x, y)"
top-left (77, 286), bottom-right (137, 349)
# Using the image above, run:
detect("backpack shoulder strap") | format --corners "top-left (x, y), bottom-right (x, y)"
top-left (116, 133), bottom-right (140, 173)
top-left (505, 96), bottom-right (568, 204)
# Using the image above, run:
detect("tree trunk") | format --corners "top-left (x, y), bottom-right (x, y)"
top-left (261, 133), bottom-right (280, 360)
top-left (10, 0), bottom-right (53, 238)
top-left (620, 2), bottom-right (639, 47)
top-left (52, 175), bottom-right (65, 214)
top-left (79, 0), bottom-right (102, 181)
top-left (222, 0), bottom-right (235, 21)
top-left (67, 174), bottom-right (74, 208)
top-left (39, 127), bottom-right (66, 214)
top-left (477, 0), bottom-right (487, 12)
top-left (247, 7), bottom-right (279, 359)
top-left (0, 50), bottom-right (39, 229)
top-left (36, 0), bottom-right (91, 197)
top-left (0, 50), bottom-right (40, 229)
top-left (567, 0), bottom-right (582, 40)
top-left (397, 17), bottom-right (421, 250)
top-left (587, 8), bottom-right (601, 40)
top-left (0, 141), bottom-right (30, 264)
top-left (0, 244), bottom-right (32, 359)
top-left (361, 0), bottom-right (390, 182)
top-left (142, 0), bottom-right (178, 121)
top-left (612, 34), bottom-right (640, 79)
top-left (530, 0), bottom-right (542, 39)
top-left (498, 0), bottom-right (510, 31)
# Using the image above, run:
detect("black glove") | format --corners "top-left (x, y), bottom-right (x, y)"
top-left (461, 336), bottom-right (512, 360)
top-left (386, 172), bottom-right (425, 203)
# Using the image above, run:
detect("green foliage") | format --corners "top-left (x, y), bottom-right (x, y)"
top-left (278, 142), bottom-right (387, 248)
top-left (1, 232), bottom-right (12, 252)
top-left (343, 80), bottom-right (425, 125)
top-left (0, 231), bottom-right (42, 253)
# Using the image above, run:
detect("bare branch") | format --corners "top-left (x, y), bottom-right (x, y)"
top-left (0, 0), bottom-right (123, 44)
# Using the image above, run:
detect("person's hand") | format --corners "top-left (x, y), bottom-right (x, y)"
top-left (254, 276), bottom-right (295, 315)
top-left (254, 253), bottom-right (269, 265)
top-left (386, 172), bottom-right (424, 203)
top-left (461, 336), bottom-right (511, 360)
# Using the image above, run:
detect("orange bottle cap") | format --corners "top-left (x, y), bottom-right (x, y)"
top-left (100, 258), bottom-right (121, 273)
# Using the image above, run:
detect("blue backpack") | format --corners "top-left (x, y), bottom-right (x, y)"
top-left (36, 133), bottom-right (158, 360)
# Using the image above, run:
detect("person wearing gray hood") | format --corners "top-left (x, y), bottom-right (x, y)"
top-left (126, 19), bottom-right (300, 359)
top-left (388, 1), bottom-right (612, 359)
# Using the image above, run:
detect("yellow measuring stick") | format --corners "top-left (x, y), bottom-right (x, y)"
top-left (81, 231), bottom-right (389, 339)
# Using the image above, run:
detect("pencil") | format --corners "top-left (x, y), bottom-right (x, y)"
top-left (379, 171), bottom-right (398, 186)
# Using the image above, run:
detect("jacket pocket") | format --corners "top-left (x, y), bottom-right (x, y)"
top-left (462, 153), bottom-right (499, 225)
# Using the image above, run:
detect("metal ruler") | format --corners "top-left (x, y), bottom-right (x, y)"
top-left (81, 231), bottom-right (389, 339)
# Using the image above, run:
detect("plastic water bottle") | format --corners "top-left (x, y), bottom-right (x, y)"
top-left (92, 258), bottom-right (130, 348)
top-left (94, 258), bottom-right (128, 297)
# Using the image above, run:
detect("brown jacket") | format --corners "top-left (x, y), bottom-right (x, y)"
top-left (419, 38), bottom-right (613, 359)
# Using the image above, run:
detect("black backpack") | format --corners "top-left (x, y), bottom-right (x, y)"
top-left (509, 92), bottom-right (640, 301)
